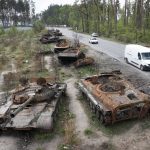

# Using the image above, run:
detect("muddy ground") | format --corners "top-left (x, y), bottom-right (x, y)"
top-left (0, 43), bottom-right (150, 150)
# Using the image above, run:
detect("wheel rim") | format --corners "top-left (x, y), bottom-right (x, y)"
top-left (140, 65), bottom-right (144, 70)
top-left (99, 113), bottom-right (104, 124)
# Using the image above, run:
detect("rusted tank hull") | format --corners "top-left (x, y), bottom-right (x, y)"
top-left (58, 48), bottom-right (85, 64)
top-left (40, 37), bottom-right (60, 44)
top-left (74, 57), bottom-right (94, 68)
top-left (54, 46), bottom-right (70, 53)
top-left (0, 83), bottom-right (67, 131)
top-left (78, 71), bottom-right (150, 125)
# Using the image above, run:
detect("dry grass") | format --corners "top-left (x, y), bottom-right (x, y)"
top-left (64, 119), bottom-right (78, 145)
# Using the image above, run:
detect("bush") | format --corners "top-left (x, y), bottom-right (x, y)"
top-left (0, 26), bottom-right (5, 35)
top-left (7, 26), bottom-right (18, 37)
top-left (33, 20), bottom-right (45, 32)
top-left (117, 32), bottom-right (134, 43)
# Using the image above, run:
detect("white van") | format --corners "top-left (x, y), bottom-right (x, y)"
top-left (124, 44), bottom-right (150, 70)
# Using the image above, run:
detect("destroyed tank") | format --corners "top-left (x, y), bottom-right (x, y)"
top-left (48, 29), bottom-right (63, 36)
top-left (54, 39), bottom-right (70, 53)
top-left (0, 78), bottom-right (67, 130)
top-left (74, 57), bottom-right (94, 68)
top-left (58, 47), bottom-right (85, 64)
top-left (78, 71), bottom-right (150, 125)
top-left (40, 36), bottom-right (61, 44)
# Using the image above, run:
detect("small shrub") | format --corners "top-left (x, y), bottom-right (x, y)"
top-left (36, 148), bottom-right (45, 150)
top-left (84, 128), bottom-right (93, 136)
top-left (0, 26), bottom-right (5, 35)
top-left (33, 20), bottom-right (45, 32)
top-left (7, 26), bottom-right (18, 37)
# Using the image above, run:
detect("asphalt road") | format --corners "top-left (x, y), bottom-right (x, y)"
top-left (55, 27), bottom-right (150, 80)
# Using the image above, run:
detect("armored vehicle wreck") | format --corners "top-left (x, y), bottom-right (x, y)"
top-left (47, 29), bottom-right (63, 36)
top-left (0, 78), bottom-right (67, 130)
top-left (74, 57), bottom-right (94, 68)
top-left (78, 71), bottom-right (150, 125)
top-left (40, 36), bottom-right (60, 44)
top-left (54, 39), bottom-right (70, 53)
top-left (58, 47), bottom-right (85, 64)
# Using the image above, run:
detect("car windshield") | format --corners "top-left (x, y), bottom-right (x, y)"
top-left (91, 38), bottom-right (96, 40)
top-left (141, 52), bottom-right (150, 60)
top-left (92, 33), bottom-right (98, 35)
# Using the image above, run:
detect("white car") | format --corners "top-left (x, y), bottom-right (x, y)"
top-left (89, 37), bottom-right (98, 44)
top-left (91, 32), bottom-right (98, 37)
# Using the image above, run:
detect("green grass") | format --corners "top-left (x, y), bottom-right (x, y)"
top-left (84, 128), bottom-right (93, 136)
top-left (140, 117), bottom-right (150, 130)
top-left (75, 65), bottom-right (98, 78)
top-left (36, 148), bottom-right (45, 150)
top-left (34, 132), bottom-right (54, 142)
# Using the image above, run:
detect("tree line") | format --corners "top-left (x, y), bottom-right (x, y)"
top-left (42, 0), bottom-right (150, 43)
top-left (0, 0), bottom-right (31, 27)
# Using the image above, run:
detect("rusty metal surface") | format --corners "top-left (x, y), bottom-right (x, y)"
top-left (79, 71), bottom-right (150, 124)
top-left (0, 79), bottom-right (67, 130)
top-left (58, 47), bottom-right (85, 59)
top-left (40, 36), bottom-right (60, 44)
top-left (54, 39), bottom-right (70, 53)
top-left (74, 57), bottom-right (94, 68)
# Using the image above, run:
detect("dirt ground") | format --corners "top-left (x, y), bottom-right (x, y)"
top-left (0, 43), bottom-right (150, 150)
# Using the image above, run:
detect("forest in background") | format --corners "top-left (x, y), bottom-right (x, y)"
top-left (0, 0), bottom-right (35, 27)
top-left (42, 0), bottom-right (150, 44)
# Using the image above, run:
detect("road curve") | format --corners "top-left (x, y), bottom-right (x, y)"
top-left (54, 27), bottom-right (150, 79)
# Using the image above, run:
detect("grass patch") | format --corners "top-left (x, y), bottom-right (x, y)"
top-left (34, 132), bottom-right (54, 142)
top-left (36, 148), bottom-right (45, 150)
top-left (84, 128), bottom-right (93, 136)
top-left (75, 65), bottom-right (98, 78)
top-left (140, 117), bottom-right (150, 130)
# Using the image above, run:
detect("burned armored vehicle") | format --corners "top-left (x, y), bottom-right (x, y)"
top-left (0, 78), bottom-right (67, 130)
top-left (74, 57), bottom-right (94, 68)
top-left (54, 39), bottom-right (70, 53)
top-left (78, 71), bottom-right (150, 125)
top-left (40, 36), bottom-right (61, 44)
top-left (58, 47), bottom-right (85, 64)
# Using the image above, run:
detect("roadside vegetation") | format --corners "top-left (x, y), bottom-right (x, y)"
top-left (41, 0), bottom-right (150, 44)
top-left (0, 26), bottom-right (52, 91)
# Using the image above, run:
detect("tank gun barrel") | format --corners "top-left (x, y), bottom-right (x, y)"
top-left (10, 96), bottom-right (34, 118)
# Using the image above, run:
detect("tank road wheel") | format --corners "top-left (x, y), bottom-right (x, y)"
top-left (140, 65), bottom-right (144, 71)
top-left (125, 58), bottom-right (129, 64)
top-left (94, 106), bottom-right (97, 114)
top-left (99, 113), bottom-right (105, 124)
top-left (95, 109), bottom-right (100, 118)
top-left (81, 92), bottom-right (86, 100)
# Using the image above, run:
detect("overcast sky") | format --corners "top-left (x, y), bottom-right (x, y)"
top-left (35, 0), bottom-right (125, 14)
top-left (35, 0), bottom-right (75, 14)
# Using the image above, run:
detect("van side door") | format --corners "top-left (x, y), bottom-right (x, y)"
top-left (136, 52), bottom-right (142, 67)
